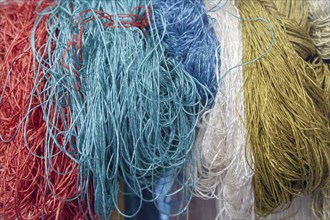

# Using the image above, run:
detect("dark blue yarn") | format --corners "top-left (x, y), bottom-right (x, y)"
top-left (153, 0), bottom-right (220, 102)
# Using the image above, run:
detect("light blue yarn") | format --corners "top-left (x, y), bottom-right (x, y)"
top-left (30, 0), bottom-right (211, 219)
top-left (152, 0), bottom-right (220, 102)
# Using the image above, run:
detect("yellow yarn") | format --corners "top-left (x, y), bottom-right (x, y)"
top-left (235, 0), bottom-right (330, 217)
top-left (272, 0), bottom-right (317, 60)
top-left (264, 2), bottom-right (330, 218)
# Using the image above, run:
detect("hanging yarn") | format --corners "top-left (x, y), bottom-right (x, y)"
top-left (236, 0), bottom-right (330, 218)
top-left (261, 1), bottom-right (330, 219)
top-left (152, 0), bottom-right (220, 101)
top-left (32, 0), bottom-right (210, 218)
top-left (193, 0), bottom-right (254, 219)
top-left (0, 1), bottom-right (91, 219)
top-left (311, 70), bottom-right (330, 219)
top-left (308, 0), bottom-right (330, 61)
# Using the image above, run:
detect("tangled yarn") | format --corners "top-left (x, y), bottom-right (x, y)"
top-left (0, 1), bottom-right (89, 219)
top-left (153, 0), bottom-right (220, 101)
top-left (193, 0), bottom-right (253, 219)
top-left (32, 0), bottom-right (210, 218)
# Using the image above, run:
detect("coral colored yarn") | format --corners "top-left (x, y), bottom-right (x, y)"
top-left (0, 1), bottom-right (92, 219)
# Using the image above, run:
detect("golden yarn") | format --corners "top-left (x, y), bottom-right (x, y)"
top-left (272, 0), bottom-right (317, 60)
top-left (235, 0), bottom-right (330, 217)
top-left (264, 1), bottom-right (330, 218)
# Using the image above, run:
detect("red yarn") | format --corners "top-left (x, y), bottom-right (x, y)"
top-left (0, 1), bottom-right (93, 219)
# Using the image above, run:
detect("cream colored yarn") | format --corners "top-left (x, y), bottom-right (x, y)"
top-left (193, 1), bottom-right (253, 219)
top-left (308, 0), bottom-right (330, 60)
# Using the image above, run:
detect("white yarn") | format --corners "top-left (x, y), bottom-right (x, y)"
top-left (193, 1), bottom-right (326, 219)
top-left (308, 0), bottom-right (330, 60)
top-left (311, 189), bottom-right (330, 220)
top-left (193, 1), bottom-right (254, 219)
top-left (308, 1), bottom-right (330, 219)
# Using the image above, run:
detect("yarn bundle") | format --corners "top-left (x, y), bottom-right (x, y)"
top-left (1, 0), bottom-right (217, 219)
top-left (1, 0), bottom-right (329, 219)
top-left (0, 1), bottom-right (89, 219)
top-left (196, 1), bottom-right (329, 219)
top-left (153, 0), bottom-right (220, 100)
top-left (236, 0), bottom-right (330, 218)
top-left (193, 1), bottom-right (253, 219)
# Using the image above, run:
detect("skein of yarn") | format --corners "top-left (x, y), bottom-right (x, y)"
top-left (0, 1), bottom-right (89, 219)
top-left (262, 1), bottom-right (330, 219)
top-left (193, 0), bottom-right (254, 219)
top-left (32, 0), bottom-right (211, 218)
top-left (236, 0), bottom-right (330, 217)
top-left (308, 22), bottom-right (330, 207)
